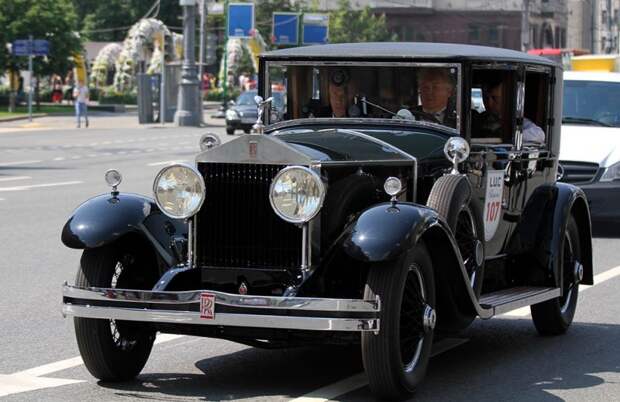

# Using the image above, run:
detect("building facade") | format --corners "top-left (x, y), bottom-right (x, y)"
top-left (307, 0), bottom-right (570, 51)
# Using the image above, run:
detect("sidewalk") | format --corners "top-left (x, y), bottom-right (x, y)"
top-left (0, 104), bottom-right (225, 134)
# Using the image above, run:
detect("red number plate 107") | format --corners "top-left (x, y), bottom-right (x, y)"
top-left (200, 292), bottom-right (216, 319)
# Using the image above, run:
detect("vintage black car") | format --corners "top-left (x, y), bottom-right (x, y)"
top-left (61, 43), bottom-right (593, 400)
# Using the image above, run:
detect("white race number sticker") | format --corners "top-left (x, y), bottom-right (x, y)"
top-left (483, 170), bottom-right (504, 241)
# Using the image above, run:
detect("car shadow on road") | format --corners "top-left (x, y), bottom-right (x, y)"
top-left (98, 319), bottom-right (620, 401)
top-left (98, 343), bottom-right (363, 400)
top-left (344, 318), bottom-right (620, 401)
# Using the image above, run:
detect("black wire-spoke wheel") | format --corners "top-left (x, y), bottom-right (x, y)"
top-left (427, 174), bottom-right (484, 298)
top-left (531, 215), bottom-right (582, 335)
top-left (362, 243), bottom-right (436, 400)
top-left (74, 243), bottom-right (157, 381)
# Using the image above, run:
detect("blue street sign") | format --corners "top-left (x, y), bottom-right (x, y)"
top-left (12, 40), bottom-right (31, 56)
top-left (227, 3), bottom-right (254, 38)
top-left (302, 14), bottom-right (329, 45)
top-left (273, 12), bottom-right (299, 46)
top-left (11, 39), bottom-right (49, 56)
top-left (32, 40), bottom-right (49, 56)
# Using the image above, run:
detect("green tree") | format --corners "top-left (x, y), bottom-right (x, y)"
top-left (0, 0), bottom-right (82, 79)
top-left (72, 0), bottom-right (182, 42)
top-left (328, 0), bottom-right (396, 43)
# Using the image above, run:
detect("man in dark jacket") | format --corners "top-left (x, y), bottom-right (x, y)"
top-left (414, 68), bottom-right (457, 128)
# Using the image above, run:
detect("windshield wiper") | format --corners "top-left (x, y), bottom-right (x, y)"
top-left (562, 116), bottom-right (611, 127)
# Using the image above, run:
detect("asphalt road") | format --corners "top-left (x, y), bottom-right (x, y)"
top-left (0, 113), bottom-right (619, 401)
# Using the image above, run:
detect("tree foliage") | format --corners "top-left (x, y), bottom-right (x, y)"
top-left (71, 0), bottom-right (182, 42)
top-left (328, 0), bottom-right (396, 44)
top-left (0, 0), bottom-right (82, 77)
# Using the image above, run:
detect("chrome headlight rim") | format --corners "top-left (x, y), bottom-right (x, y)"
top-left (153, 163), bottom-right (206, 220)
top-left (269, 165), bottom-right (326, 224)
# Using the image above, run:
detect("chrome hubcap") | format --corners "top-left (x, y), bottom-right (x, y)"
top-left (423, 305), bottom-right (436, 333)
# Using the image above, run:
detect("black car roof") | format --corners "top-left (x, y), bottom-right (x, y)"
top-left (261, 42), bottom-right (556, 66)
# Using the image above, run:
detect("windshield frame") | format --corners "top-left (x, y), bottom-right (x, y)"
top-left (263, 60), bottom-right (463, 132)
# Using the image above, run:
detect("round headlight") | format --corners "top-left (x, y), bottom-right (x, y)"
top-left (153, 164), bottom-right (205, 219)
top-left (269, 166), bottom-right (325, 224)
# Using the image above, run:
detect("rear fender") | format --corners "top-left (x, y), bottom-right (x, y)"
top-left (61, 193), bottom-right (187, 268)
top-left (341, 202), bottom-right (479, 331)
top-left (512, 182), bottom-right (593, 286)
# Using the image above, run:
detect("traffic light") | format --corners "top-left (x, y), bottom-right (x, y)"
top-left (206, 33), bottom-right (217, 65)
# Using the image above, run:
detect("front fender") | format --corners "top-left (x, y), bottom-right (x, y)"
top-left (342, 202), bottom-right (439, 263)
top-left (61, 193), bottom-right (187, 267)
top-left (341, 202), bottom-right (480, 331)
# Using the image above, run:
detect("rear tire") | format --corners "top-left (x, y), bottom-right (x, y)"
top-left (531, 215), bottom-right (581, 335)
top-left (226, 127), bottom-right (235, 135)
top-left (427, 174), bottom-right (484, 297)
top-left (74, 244), bottom-right (157, 381)
top-left (362, 243), bottom-right (436, 400)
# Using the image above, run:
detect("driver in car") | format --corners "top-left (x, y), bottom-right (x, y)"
top-left (414, 68), bottom-right (457, 128)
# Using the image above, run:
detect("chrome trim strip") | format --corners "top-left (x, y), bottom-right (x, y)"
top-left (63, 285), bottom-right (380, 312)
top-left (336, 129), bottom-right (416, 161)
top-left (63, 304), bottom-right (379, 332)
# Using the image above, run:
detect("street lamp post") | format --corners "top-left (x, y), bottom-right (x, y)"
top-left (175, 0), bottom-right (202, 126)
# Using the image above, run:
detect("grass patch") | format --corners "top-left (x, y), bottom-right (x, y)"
top-left (0, 104), bottom-right (74, 119)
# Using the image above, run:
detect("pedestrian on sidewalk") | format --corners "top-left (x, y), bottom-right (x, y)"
top-left (73, 82), bottom-right (89, 128)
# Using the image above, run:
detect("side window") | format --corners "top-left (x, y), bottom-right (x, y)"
top-left (470, 69), bottom-right (516, 144)
top-left (522, 71), bottom-right (549, 147)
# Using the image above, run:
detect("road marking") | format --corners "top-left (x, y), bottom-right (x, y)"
top-left (0, 181), bottom-right (83, 192)
top-left (0, 160), bottom-right (42, 167)
top-left (0, 176), bottom-right (30, 182)
top-left (504, 264), bottom-right (620, 317)
top-left (147, 160), bottom-right (187, 166)
top-left (0, 374), bottom-right (84, 397)
top-left (53, 157), bottom-right (65, 161)
top-left (0, 334), bottom-right (183, 397)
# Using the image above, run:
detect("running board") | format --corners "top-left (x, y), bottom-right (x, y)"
top-left (478, 286), bottom-right (561, 318)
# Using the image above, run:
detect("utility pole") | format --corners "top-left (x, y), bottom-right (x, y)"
top-left (198, 0), bottom-right (207, 118)
top-left (175, 0), bottom-right (202, 126)
top-left (28, 35), bottom-right (33, 122)
top-left (521, 0), bottom-right (530, 51)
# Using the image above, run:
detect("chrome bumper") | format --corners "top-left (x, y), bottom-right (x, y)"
top-left (62, 284), bottom-right (380, 332)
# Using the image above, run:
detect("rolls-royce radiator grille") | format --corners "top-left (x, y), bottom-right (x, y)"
top-left (196, 163), bottom-right (302, 269)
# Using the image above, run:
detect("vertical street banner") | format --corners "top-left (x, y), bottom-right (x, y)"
top-left (272, 12), bottom-right (299, 46)
top-left (302, 13), bottom-right (329, 45)
top-left (227, 2), bottom-right (254, 38)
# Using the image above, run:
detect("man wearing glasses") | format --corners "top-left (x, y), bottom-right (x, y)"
top-left (415, 68), bottom-right (457, 128)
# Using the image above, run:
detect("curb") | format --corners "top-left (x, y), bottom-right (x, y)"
top-left (0, 113), bottom-right (47, 123)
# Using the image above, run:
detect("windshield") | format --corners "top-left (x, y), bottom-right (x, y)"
top-left (563, 80), bottom-right (620, 127)
top-left (236, 91), bottom-right (257, 106)
top-left (265, 63), bottom-right (461, 130)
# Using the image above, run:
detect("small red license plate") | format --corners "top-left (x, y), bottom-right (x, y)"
top-left (200, 292), bottom-right (216, 319)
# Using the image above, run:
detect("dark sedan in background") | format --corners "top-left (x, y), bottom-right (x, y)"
top-left (225, 90), bottom-right (285, 134)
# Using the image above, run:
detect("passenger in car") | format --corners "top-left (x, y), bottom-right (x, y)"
top-left (415, 68), bottom-right (457, 128)
top-left (481, 80), bottom-right (545, 144)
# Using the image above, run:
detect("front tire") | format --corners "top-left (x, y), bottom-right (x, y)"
top-left (226, 127), bottom-right (235, 135)
top-left (74, 244), bottom-right (157, 381)
top-left (362, 243), bottom-right (436, 400)
top-left (531, 215), bottom-right (581, 335)
top-left (426, 174), bottom-right (484, 298)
